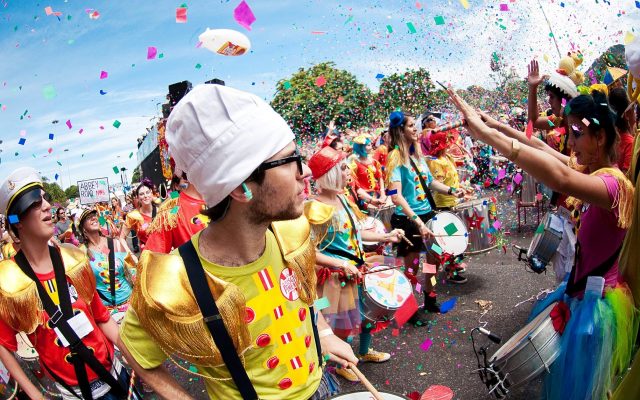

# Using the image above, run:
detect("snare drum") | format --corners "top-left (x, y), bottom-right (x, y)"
top-left (16, 333), bottom-right (38, 361)
top-left (486, 302), bottom-right (562, 394)
top-left (373, 200), bottom-right (395, 230)
top-left (453, 198), bottom-right (496, 254)
top-left (361, 217), bottom-right (386, 252)
top-left (527, 212), bottom-right (564, 273)
top-left (360, 265), bottom-right (412, 322)
top-left (14, 334), bottom-right (59, 398)
top-left (520, 171), bottom-right (538, 204)
top-left (424, 212), bottom-right (469, 257)
top-left (330, 391), bottom-right (408, 399)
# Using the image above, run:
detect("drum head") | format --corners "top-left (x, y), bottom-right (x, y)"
top-left (361, 217), bottom-right (386, 246)
top-left (429, 212), bottom-right (468, 256)
top-left (363, 266), bottom-right (412, 310)
top-left (15, 333), bottom-right (38, 361)
top-left (330, 391), bottom-right (407, 399)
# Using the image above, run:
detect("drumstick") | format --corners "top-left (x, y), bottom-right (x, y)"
top-left (412, 234), bottom-right (467, 237)
top-left (399, 233), bottom-right (414, 246)
top-left (348, 363), bottom-right (384, 400)
top-left (362, 265), bottom-right (405, 275)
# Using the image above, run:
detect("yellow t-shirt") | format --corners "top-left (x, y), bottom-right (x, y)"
top-left (427, 155), bottom-right (460, 209)
top-left (120, 230), bottom-right (322, 399)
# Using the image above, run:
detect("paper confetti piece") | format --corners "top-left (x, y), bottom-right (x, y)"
top-left (44, 6), bottom-right (62, 16)
top-left (147, 46), bottom-right (157, 60)
top-left (42, 85), bottom-right (56, 100)
top-left (87, 10), bottom-right (100, 20)
top-left (176, 7), bottom-right (187, 23)
top-left (636, 1), bottom-right (640, 9)
top-left (98, 216), bottom-right (106, 226)
top-left (394, 295), bottom-right (418, 326)
top-left (314, 296), bottom-right (330, 311)
top-left (535, 222), bottom-right (545, 234)
top-left (497, 169), bottom-right (506, 180)
top-left (170, 206), bottom-right (180, 214)
top-left (129, 152), bottom-right (134, 158)
top-left (337, 96), bottom-right (344, 104)
top-left (55, 173), bottom-right (59, 181)
top-left (415, 283), bottom-right (422, 293)
top-left (443, 222), bottom-right (458, 236)
top-left (439, 297), bottom-right (457, 314)
top-left (171, 190), bottom-right (180, 199)
top-left (315, 76), bottom-right (327, 87)
top-left (18, 138), bottom-right (26, 145)
top-left (99, 90), bottom-right (107, 95)
top-left (513, 172), bottom-right (523, 184)
top-left (19, 130), bottom-right (26, 137)
top-left (233, 0), bottom-right (256, 31)
top-left (434, 16), bottom-right (445, 25)
top-left (499, 4), bottom-right (509, 11)
top-left (420, 338), bottom-right (433, 351)
top-left (431, 243), bottom-right (443, 255)
top-left (113, 120), bottom-right (121, 128)
top-left (525, 120), bottom-right (533, 139)
top-left (195, 63), bottom-right (202, 69)
top-left (386, 25), bottom-right (393, 33)
top-left (582, 118), bottom-right (590, 126)
top-left (49, 133), bottom-right (54, 140)
top-left (624, 32), bottom-right (636, 45)
top-left (459, 0), bottom-right (469, 9)
top-left (113, 166), bottom-right (120, 174)
top-left (7, 215), bottom-right (19, 224)
top-left (423, 262), bottom-right (437, 274)
top-left (99, 70), bottom-right (108, 79)
top-left (407, 22), bottom-right (417, 34)
top-left (493, 220), bottom-right (502, 230)
top-left (283, 81), bottom-right (292, 90)
top-left (48, 148), bottom-right (53, 154)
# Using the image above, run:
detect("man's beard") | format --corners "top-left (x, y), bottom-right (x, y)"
top-left (248, 184), bottom-right (302, 225)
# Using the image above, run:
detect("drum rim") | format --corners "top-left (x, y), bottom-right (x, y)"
top-left (426, 211), bottom-right (469, 255)
top-left (328, 389), bottom-right (410, 399)
top-left (453, 196), bottom-right (494, 210)
top-left (362, 266), bottom-right (412, 311)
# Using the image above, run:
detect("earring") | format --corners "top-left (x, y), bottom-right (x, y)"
top-left (241, 183), bottom-right (253, 200)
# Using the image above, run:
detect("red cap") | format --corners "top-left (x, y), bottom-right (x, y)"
top-left (321, 133), bottom-right (338, 148)
top-left (428, 131), bottom-right (455, 156)
top-left (308, 147), bottom-right (347, 180)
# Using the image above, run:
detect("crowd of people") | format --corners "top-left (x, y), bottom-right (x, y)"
top-left (0, 52), bottom-right (638, 400)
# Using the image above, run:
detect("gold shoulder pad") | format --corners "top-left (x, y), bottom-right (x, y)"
top-left (304, 200), bottom-right (335, 225)
top-left (59, 244), bottom-right (96, 305)
top-left (146, 197), bottom-right (180, 235)
top-left (130, 249), bottom-right (251, 367)
top-left (0, 259), bottom-right (41, 333)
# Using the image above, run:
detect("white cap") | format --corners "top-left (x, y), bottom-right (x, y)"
top-left (0, 167), bottom-right (43, 218)
top-left (626, 38), bottom-right (640, 78)
top-left (546, 72), bottom-right (579, 99)
top-left (166, 84), bottom-right (294, 207)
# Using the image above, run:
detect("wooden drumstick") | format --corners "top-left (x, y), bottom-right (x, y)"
top-left (399, 233), bottom-right (414, 246)
top-left (412, 234), bottom-right (467, 237)
top-left (348, 363), bottom-right (384, 400)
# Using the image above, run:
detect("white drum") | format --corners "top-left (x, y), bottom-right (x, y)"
top-left (330, 391), bottom-right (407, 399)
top-left (360, 265), bottom-right (412, 322)
top-left (425, 211), bottom-right (469, 257)
top-left (361, 217), bottom-right (386, 250)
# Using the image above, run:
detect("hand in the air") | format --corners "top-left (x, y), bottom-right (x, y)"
top-left (478, 110), bottom-right (502, 130)
top-left (527, 59), bottom-right (548, 88)
top-left (447, 88), bottom-right (489, 140)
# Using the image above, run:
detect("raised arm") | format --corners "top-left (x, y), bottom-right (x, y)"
top-left (527, 60), bottom-right (553, 130)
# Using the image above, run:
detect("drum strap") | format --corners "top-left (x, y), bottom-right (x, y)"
top-left (323, 248), bottom-right (365, 267)
top-left (408, 157), bottom-right (437, 211)
top-left (565, 242), bottom-right (623, 297)
top-left (178, 240), bottom-right (259, 400)
top-left (14, 248), bottom-right (127, 400)
top-left (107, 238), bottom-right (117, 307)
top-left (337, 195), bottom-right (365, 262)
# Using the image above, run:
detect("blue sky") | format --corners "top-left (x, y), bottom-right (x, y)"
top-left (1, 0), bottom-right (638, 189)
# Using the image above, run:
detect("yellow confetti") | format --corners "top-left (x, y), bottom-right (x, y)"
top-left (624, 32), bottom-right (635, 46)
top-left (459, 0), bottom-right (469, 9)
top-left (543, 54), bottom-right (550, 63)
top-left (431, 276), bottom-right (437, 286)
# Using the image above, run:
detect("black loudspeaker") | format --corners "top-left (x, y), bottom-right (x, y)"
top-left (168, 81), bottom-right (192, 106)
top-left (205, 78), bottom-right (225, 86)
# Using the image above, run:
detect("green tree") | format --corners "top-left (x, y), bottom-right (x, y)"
top-left (271, 62), bottom-right (375, 141)
top-left (131, 167), bottom-right (141, 184)
top-left (64, 185), bottom-right (79, 200)
top-left (43, 181), bottom-right (67, 205)
top-left (373, 68), bottom-right (437, 120)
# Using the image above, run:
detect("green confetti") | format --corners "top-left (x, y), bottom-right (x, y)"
top-left (406, 22), bottom-right (417, 34)
top-left (158, 53), bottom-right (164, 58)
top-left (444, 223), bottom-right (458, 236)
top-left (386, 24), bottom-right (393, 33)
top-left (170, 206), bottom-right (180, 214)
top-left (314, 296), bottom-right (330, 311)
top-left (535, 223), bottom-right (545, 234)
top-left (98, 216), bottom-right (106, 226)
top-left (434, 16), bottom-right (445, 25)
top-left (57, 161), bottom-right (62, 166)
top-left (283, 81), bottom-right (292, 90)
top-left (171, 191), bottom-right (180, 199)
top-left (431, 243), bottom-right (443, 255)
top-left (113, 120), bottom-right (121, 128)
top-left (188, 365), bottom-right (198, 373)
top-left (129, 152), bottom-right (134, 158)
top-left (180, 2), bottom-right (188, 8)
top-left (42, 85), bottom-right (56, 100)
top-left (67, 39), bottom-right (75, 45)
top-left (113, 166), bottom-right (120, 174)
top-left (195, 63), bottom-right (202, 69)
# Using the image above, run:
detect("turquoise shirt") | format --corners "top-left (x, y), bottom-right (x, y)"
top-left (315, 199), bottom-right (364, 263)
top-left (389, 156), bottom-right (434, 216)
top-left (89, 250), bottom-right (133, 306)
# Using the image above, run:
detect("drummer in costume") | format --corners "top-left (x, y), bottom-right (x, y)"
top-left (119, 179), bottom-right (156, 251)
top-left (350, 134), bottom-right (387, 208)
top-left (385, 111), bottom-right (465, 317)
top-left (145, 172), bottom-right (208, 253)
top-left (449, 88), bottom-right (637, 400)
top-left (118, 84), bottom-right (358, 400)
top-left (0, 167), bottom-right (133, 400)
top-left (305, 147), bottom-right (404, 383)
top-left (78, 208), bottom-right (137, 315)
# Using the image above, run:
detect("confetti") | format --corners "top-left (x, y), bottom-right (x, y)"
top-left (48, 133), bottom-right (54, 140)
top-left (443, 222), bottom-right (458, 236)
top-left (434, 16), bottom-right (445, 25)
top-left (129, 152), bottom-right (134, 158)
top-left (171, 191), bottom-right (180, 199)
top-left (170, 206), bottom-right (180, 214)
top-left (113, 120), bottom-right (121, 128)
top-left (176, 7), bottom-right (187, 23)
top-left (535, 222), bottom-right (545, 234)
top-left (99, 90), bottom-right (107, 95)
top-left (147, 46), bottom-right (157, 60)
top-left (525, 120), bottom-right (533, 139)
top-left (431, 243), bottom-right (442, 255)
top-left (499, 4), bottom-right (509, 11)
top-left (459, 0), bottom-right (469, 9)
top-left (315, 76), bottom-right (327, 87)
top-left (386, 25), bottom-right (393, 33)
top-left (493, 220), bottom-right (502, 230)
top-left (113, 166), bottom-right (120, 174)
top-left (314, 296), bottom-right (330, 311)
top-left (233, 0), bottom-right (256, 31)
top-left (18, 138), bottom-right (26, 145)
top-left (42, 84), bottom-right (56, 100)
top-left (99, 70), bottom-right (108, 79)
top-left (406, 22), bottom-right (417, 34)
top-left (423, 262), bottom-right (436, 274)
top-left (582, 118), bottom-right (590, 126)
top-left (439, 297), bottom-right (457, 313)
top-left (513, 172), bottom-right (523, 184)
top-left (7, 215), bottom-right (19, 224)
top-left (420, 338), bottom-right (433, 351)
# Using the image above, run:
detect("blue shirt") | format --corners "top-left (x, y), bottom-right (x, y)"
top-left (315, 199), bottom-right (364, 263)
top-left (89, 250), bottom-right (133, 306)
top-left (389, 156), bottom-right (434, 216)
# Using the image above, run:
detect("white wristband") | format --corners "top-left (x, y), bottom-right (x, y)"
top-left (318, 328), bottom-right (334, 338)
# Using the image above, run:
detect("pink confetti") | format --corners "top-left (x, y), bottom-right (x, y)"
top-left (415, 283), bottom-right (422, 293)
top-left (99, 70), bottom-right (108, 79)
top-left (19, 129), bottom-right (26, 137)
top-left (525, 120), bottom-right (533, 140)
top-left (66, 120), bottom-right (72, 129)
top-left (78, 128), bottom-right (84, 134)
top-left (497, 168), bottom-right (506, 180)
top-left (176, 7), bottom-right (187, 23)
top-left (48, 148), bottom-right (53, 154)
top-left (582, 118), bottom-right (590, 126)
top-left (337, 96), bottom-right (344, 104)
top-left (493, 220), bottom-right (502, 230)
top-left (536, 193), bottom-right (543, 201)
top-left (315, 76), bottom-right (327, 87)
top-left (513, 172), bottom-right (523, 184)
top-left (233, 0), bottom-right (256, 31)
top-left (147, 46), bottom-right (157, 60)
top-left (500, 3), bottom-right (509, 11)
top-left (420, 338), bottom-right (433, 351)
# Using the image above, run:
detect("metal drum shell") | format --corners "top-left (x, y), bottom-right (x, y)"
top-left (489, 302), bottom-right (562, 390)
top-left (360, 266), bottom-right (412, 323)
top-left (527, 212), bottom-right (564, 266)
top-left (453, 198), bottom-right (496, 254)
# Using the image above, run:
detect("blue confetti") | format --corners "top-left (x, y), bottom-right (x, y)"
top-left (18, 138), bottom-right (26, 145)
top-left (637, 0), bottom-right (640, 8)
top-left (8, 215), bottom-right (19, 224)
top-left (99, 90), bottom-right (107, 95)
top-left (375, 73), bottom-right (385, 79)
top-left (48, 133), bottom-right (54, 140)
top-left (440, 297), bottom-right (457, 314)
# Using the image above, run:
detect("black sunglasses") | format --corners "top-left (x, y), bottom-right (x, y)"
top-left (256, 150), bottom-right (303, 175)
top-left (28, 192), bottom-right (52, 212)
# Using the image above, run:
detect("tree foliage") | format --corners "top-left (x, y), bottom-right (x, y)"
top-left (374, 68), bottom-right (437, 120)
top-left (64, 185), bottom-right (79, 200)
top-left (43, 181), bottom-right (67, 206)
top-left (271, 62), bottom-right (375, 140)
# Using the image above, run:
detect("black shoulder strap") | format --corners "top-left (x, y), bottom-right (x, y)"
top-left (14, 248), bottom-right (126, 400)
top-left (107, 238), bottom-right (117, 307)
top-left (323, 248), bottom-right (365, 267)
top-left (178, 240), bottom-right (258, 400)
top-left (408, 157), bottom-right (437, 211)
top-left (565, 242), bottom-right (623, 297)
top-left (336, 195), bottom-right (364, 261)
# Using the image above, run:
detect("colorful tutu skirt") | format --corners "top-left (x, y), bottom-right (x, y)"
top-left (317, 273), bottom-right (361, 340)
top-left (529, 281), bottom-right (638, 400)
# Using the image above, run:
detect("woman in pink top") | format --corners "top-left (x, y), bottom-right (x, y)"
top-left (449, 88), bottom-right (635, 400)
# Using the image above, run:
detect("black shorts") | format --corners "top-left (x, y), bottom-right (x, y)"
top-left (390, 211), bottom-right (436, 257)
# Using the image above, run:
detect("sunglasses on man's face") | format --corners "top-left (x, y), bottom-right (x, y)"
top-left (28, 192), bottom-right (52, 212)
top-left (256, 150), bottom-right (303, 175)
